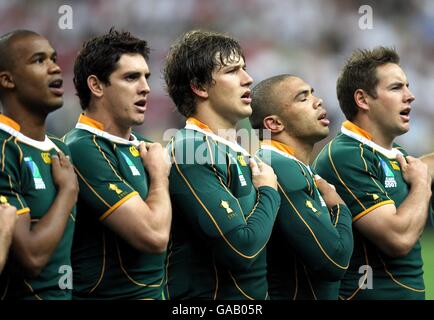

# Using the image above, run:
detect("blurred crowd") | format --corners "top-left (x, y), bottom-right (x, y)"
top-left (1, 0), bottom-right (433, 156)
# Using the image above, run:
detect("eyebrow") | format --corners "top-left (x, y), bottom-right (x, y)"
top-left (387, 81), bottom-right (409, 88)
top-left (123, 70), bottom-right (151, 78)
top-left (29, 50), bottom-right (57, 60)
top-left (294, 87), bottom-right (314, 100)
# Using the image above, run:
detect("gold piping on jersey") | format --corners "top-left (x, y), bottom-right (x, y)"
top-left (171, 142), bottom-right (265, 260)
top-left (352, 200), bottom-right (395, 222)
top-left (228, 271), bottom-right (255, 300)
top-left (99, 191), bottom-right (138, 221)
top-left (379, 255), bottom-right (425, 292)
top-left (74, 167), bottom-right (111, 208)
top-left (277, 182), bottom-right (349, 270)
top-left (115, 240), bottom-right (163, 287)
top-left (343, 241), bottom-right (370, 300)
top-left (212, 255), bottom-right (219, 300)
top-left (293, 254), bottom-right (299, 300)
top-left (23, 279), bottom-right (43, 300)
top-left (1, 135), bottom-right (13, 171)
top-left (89, 232), bottom-right (106, 294)
top-left (0, 275), bottom-right (9, 300)
top-left (333, 204), bottom-right (341, 227)
top-left (164, 240), bottom-right (173, 300)
top-left (328, 140), bottom-right (366, 211)
top-left (303, 264), bottom-right (318, 300)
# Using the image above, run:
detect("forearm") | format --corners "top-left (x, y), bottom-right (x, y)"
top-left (13, 189), bottom-right (75, 274)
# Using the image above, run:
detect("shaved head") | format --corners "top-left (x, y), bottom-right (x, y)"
top-left (0, 30), bottom-right (41, 71)
top-left (250, 74), bottom-right (295, 131)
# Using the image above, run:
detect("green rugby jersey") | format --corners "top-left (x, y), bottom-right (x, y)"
top-left (165, 118), bottom-right (281, 300)
top-left (257, 140), bottom-right (353, 300)
top-left (0, 114), bottom-right (75, 300)
top-left (313, 121), bottom-right (427, 300)
top-left (64, 114), bottom-right (165, 300)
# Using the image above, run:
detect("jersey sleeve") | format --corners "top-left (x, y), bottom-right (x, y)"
top-left (313, 141), bottom-right (394, 222)
top-left (261, 150), bottom-right (353, 280)
top-left (0, 140), bottom-right (29, 215)
top-left (277, 188), bottom-right (353, 280)
top-left (169, 137), bottom-right (280, 270)
top-left (68, 136), bottom-right (137, 221)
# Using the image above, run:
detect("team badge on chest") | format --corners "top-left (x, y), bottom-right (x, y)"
top-left (24, 157), bottom-right (46, 190)
top-left (380, 159), bottom-right (397, 188)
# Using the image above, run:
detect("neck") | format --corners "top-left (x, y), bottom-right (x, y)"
top-left (352, 118), bottom-right (394, 149)
top-left (193, 105), bottom-right (238, 142)
top-left (85, 106), bottom-right (132, 140)
top-left (3, 108), bottom-right (46, 141)
top-left (272, 132), bottom-right (314, 165)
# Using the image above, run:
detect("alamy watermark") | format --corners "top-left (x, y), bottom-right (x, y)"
top-left (58, 5), bottom-right (73, 30)
top-left (162, 128), bottom-right (271, 166)
top-left (359, 5), bottom-right (373, 30)
top-left (358, 265), bottom-right (373, 290)
top-left (58, 265), bottom-right (73, 290)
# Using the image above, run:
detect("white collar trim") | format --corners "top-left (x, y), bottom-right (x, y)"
top-left (0, 122), bottom-right (60, 151)
top-left (260, 144), bottom-right (313, 174)
top-left (340, 125), bottom-right (403, 159)
top-left (76, 123), bottom-right (140, 147)
top-left (185, 123), bottom-right (250, 156)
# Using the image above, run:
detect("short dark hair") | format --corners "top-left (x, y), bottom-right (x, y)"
top-left (336, 46), bottom-right (400, 120)
top-left (163, 30), bottom-right (245, 117)
top-left (0, 30), bottom-right (40, 72)
top-left (250, 74), bottom-right (293, 133)
top-left (73, 28), bottom-right (150, 110)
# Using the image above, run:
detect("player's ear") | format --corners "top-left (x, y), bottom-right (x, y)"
top-left (0, 71), bottom-right (15, 90)
top-left (263, 115), bottom-right (284, 134)
top-left (190, 79), bottom-right (208, 99)
top-left (354, 89), bottom-right (370, 111)
top-left (87, 75), bottom-right (104, 98)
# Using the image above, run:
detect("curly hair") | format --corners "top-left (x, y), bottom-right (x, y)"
top-left (73, 28), bottom-right (150, 110)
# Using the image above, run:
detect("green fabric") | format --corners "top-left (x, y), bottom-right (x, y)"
top-left (0, 132), bottom-right (75, 300)
top-left (257, 147), bottom-right (353, 300)
top-left (64, 128), bottom-right (165, 300)
top-left (313, 132), bottom-right (426, 300)
top-left (165, 129), bottom-right (280, 300)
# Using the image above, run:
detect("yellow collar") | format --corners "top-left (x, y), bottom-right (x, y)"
top-left (186, 117), bottom-right (213, 133)
top-left (261, 139), bottom-right (296, 157)
top-left (342, 120), bottom-right (372, 140)
top-left (0, 114), bottom-right (21, 131)
top-left (77, 113), bottom-right (105, 130)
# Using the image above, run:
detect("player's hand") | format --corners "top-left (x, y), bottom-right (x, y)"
top-left (250, 159), bottom-right (277, 191)
top-left (315, 175), bottom-right (345, 209)
top-left (139, 142), bottom-right (171, 179)
top-left (0, 204), bottom-right (17, 236)
top-left (51, 151), bottom-right (79, 198)
top-left (397, 155), bottom-right (432, 192)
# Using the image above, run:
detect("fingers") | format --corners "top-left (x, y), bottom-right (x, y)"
top-left (51, 153), bottom-right (60, 169)
top-left (396, 154), bottom-right (407, 168)
top-left (249, 158), bottom-right (260, 175)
